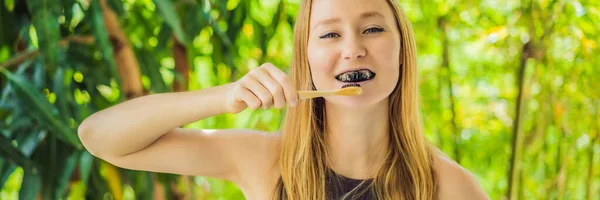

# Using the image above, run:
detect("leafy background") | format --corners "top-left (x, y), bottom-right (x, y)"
top-left (0, 0), bottom-right (598, 199)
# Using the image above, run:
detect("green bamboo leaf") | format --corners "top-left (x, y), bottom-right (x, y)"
top-left (226, 0), bottom-right (245, 42)
top-left (32, 60), bottom-right (46, 89)
top-left (1, 81), bottom-right (14, 106)
top-left (180, 0), bottom-right (209, 41)
top-left (53, 66), bottom-right (72, 122)
top-left (156, 173), bottom-right (179, 199)
top-left (3, 117), bottom-right (32, 135)
top-left (153, 0), bottom-right (188, 45)
top-left (26, 0), bottom-right (61, 72)
top-left (54, 150), bottom-right (78, 199)
top-left (14, 129), bottom-right (45, 157)
top-left (136, 48), bottom-right (169, 93)
top-left (63, 0), bottom-right (76, 26)
top-left (76, 81), bottom-right (96, 121)
top-left (0, 161), bottom-right (16, 189)
top-left (0, 128), bottom-right (43, 188)
top-left (40, 134), bottom-right (57, 199)
top-left (211, 22), bottom-right (232, 48)
top-left (0, 133), bottom-right (20, 189)
top-left (19, 167), bottom-right (41, 200)
top-left (79, 150), bottom-right (93, 184)
top-left (124, 171), bottom-right (153, 200)
top-left (0, 1), bottom-right (17, 46)
top-left (267, 1), bottom-right (284, 42)
top-left (156, 22), bottom-right (172, 51)
top-left (0, 134), bottom-right (33, 169)
top-left (89, 87), bottom-right (112, 111)
top-left (88, 160), bottom-right (110, 198)
top-left (0, 69), bottom-right (82, 149)
top-left (106, 0), bottom-right (125, 16)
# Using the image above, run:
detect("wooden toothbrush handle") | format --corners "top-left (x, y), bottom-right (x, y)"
top-left (298, 91), bottom-right (332, 100)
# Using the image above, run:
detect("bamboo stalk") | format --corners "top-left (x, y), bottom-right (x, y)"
top-left (586, 110), bottom-right (600, 200)
top-left (99, 0), bottom-right (143, 99)
top-left (173, 37), bottom-right (189, 92)
top-left (437, 15), bottom-right (461, 164)
top-left (172, 36), bottom-right (193, 200)
top-left (507, 2), bottom-right (535, 197)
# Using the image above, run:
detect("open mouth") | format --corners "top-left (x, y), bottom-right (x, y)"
top-left (335, 69), bottom-right (376, 83)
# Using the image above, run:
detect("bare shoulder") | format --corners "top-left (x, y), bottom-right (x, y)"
top-left (434, 154), bottom-right (489, 200)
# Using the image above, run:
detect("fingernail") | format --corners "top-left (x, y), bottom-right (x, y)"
top-left (291, 100), bottom-right (297, 107)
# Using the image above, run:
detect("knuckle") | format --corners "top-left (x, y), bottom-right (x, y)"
top-left (265, 93), bottom-right (274, 102)
top-left (240, 76), bottom-right (251, 84)
top-left (276, 75), bottom-right (290, 85)
top-left (254, 68), bottom-right (267, 77)
top-left (274, 89), bottom-right (285, 99)
top-left (259, 92), bottom-right (272, 102)
top-left (273, 83), bottom-right (283, 92)
top-left (249, 69), bottom-right (259, 76)
top-left (267, 83), bottom-right (282, 94)
top-left (275, 98), bottom-right (285, 107)
top-left (250, 101), bottom-right (260, 109)
top-left (261, 62), bottom-right (274, 69)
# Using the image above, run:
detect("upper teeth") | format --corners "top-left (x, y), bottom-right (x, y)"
top-left (335, 69), bottom-right (376, 82)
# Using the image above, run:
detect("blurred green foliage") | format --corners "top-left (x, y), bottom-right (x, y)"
top-left (0, 0), bottom-right (599, 199)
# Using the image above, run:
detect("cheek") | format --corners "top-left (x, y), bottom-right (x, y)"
top-left (373, 38), bottom-right (401, 67)
top-left (370, 38), bottom-right (401, 87)
top-left (307, 43), bottom-right (336, 88)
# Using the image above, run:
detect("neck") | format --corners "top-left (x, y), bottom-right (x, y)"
top-left (324, 98), bottom-right (390, 180)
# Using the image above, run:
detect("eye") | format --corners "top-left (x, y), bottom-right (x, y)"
top-left (363, 27), bottom-right (385, 34)
top-left (319, 32), bottom-right (340, 39)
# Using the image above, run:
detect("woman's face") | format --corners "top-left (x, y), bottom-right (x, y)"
top-left (307, 0), bottom-right (401, 108)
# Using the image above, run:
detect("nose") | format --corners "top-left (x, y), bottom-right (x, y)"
top-left (342, 37), bottom-right (366, 60)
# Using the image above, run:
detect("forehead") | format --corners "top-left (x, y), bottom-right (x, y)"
top-left (309, 0), bottom-right (396, 29)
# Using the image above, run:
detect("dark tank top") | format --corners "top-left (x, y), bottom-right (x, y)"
top-left (325, 169), bottom-right (376, 200)
top-left (278, 169), bottom-right (377, 200)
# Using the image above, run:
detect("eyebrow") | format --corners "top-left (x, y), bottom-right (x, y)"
top-left (311, 11), bottom-right (385, 31)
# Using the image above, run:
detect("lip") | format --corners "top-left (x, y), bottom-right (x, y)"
top-left (334, 67), bottom-right (374, 77)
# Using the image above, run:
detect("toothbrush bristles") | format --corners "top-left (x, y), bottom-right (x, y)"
top-left (336, 84), bottom-right (363, 96)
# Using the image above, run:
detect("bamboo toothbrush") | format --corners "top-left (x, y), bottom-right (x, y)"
top-left (298, 84), bottom-right (363, 100)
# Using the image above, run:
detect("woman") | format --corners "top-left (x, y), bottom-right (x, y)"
top-left (78, 0), bottom-right (489, 199)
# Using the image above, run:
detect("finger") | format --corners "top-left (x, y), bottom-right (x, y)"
top-left (239, 87), bottom-right (261, 110)
top-left (251, 68), bottom-right (286, 109)
top-left (242, 76), bottom-right (273, 109)
top-left (262, 64), bottom-right (298, 106)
